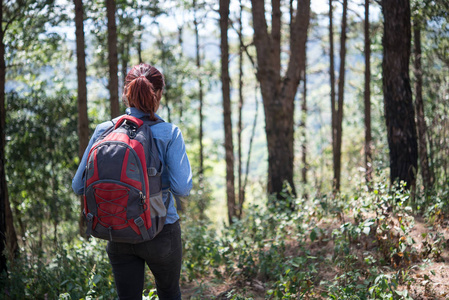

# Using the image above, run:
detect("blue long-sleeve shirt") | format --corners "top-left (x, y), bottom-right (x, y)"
top-left (72, 107), bottom-right (193, 224)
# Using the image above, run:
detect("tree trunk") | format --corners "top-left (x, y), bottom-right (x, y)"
top-left (364, 0), bottom-right (373, 186)
top-left (220, 0), bottom-right (236, 223)
top-left (300, 49), bottom-right (308, 191)
top-left (121, 40), bottom-right (129, 95)
top-left (0, 0), bottom-right (7, 272)
top-left (4, 190), bottom-right (17, 259)
top-left (334, 0), bottom-right (348, 192)
top-left (106, 0), bottom-right (119, 118)
top-left (251, 0), bottom-right (310, 200)
top-left (1, 0), bottom-right (18, 268)
top-left (74, 0), bottom-right (89, 237)
top-left (329, 0), bottom-right (337, 191)
top-left (244, 85), bottom-right (259, 208)
top-left (413, 21), bottom-right (433, 190)
top-left (289, 0), bottom-right (307, 198)
top-left (193, 0), bottom-right (204, 183)
top-left (381, 0), bottom-right (418, 188)
top-left (176, 24), bottom-right (184, 120)
top-left (156, 25), bottom-right (171, 123)
top-left (296, 0), bottom-right (308, 197)
top-left (137, 14), bottom-right (143, 64)
top-left (237, 0), bottom-right (244, 218)
top-left (178, 25), bottom-right (184, 120)
top-left (118, 16), bottom-right (132, 95)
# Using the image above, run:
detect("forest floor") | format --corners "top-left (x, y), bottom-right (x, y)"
top-left (180, 212), bottom-right (449, 299)
top-left (393, 216), bottom-right (449, 299)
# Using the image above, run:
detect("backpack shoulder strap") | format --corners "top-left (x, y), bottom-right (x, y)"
top-left (111, 116), bottom-right (122, 125)
top-left (139, 115), bottom-right (165, 127)
top-left (93, 117), bottom-right (120, 144)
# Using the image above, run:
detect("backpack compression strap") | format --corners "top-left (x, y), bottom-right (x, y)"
top-left (134, 217), bottom-right (150, 240)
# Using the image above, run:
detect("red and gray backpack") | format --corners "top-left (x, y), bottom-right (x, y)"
top-left (83, 115), bottom-right (167, 243)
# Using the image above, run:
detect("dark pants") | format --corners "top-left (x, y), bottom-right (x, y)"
top-left (106, 221), bottom-right (182, 300)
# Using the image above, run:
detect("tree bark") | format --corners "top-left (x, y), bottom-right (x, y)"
top-left (329, 0), bottom-right (337, 191)
top-left (364, 0), bottom-right (373, 186)
top-left (237, 0), bottom-right (244, 218)
top-left (106, 0), bottom-right (119, 118)
top-left (220, 0), bottom-right (236, 223)
top-left (244, 85), bottom-right (259, 207)
top-left (0, 0), bottom-right (7, 273)
top-left (334, 0), bottom-right (348, 192)
top-left (193, 0), bottom-right (204, 183)
top-left (178, 25), bottom-right (184, 120)
top-left (121, 40), bottom-right (129, 95)
top-left (1, 0), bottom-right (18, 268)
top-left (381, 0), bottom-right (418, 188)
top-left (413, 21), bottom-right (433, 189)
top-left (137, 14), bottom-right (143, 64)
top-left (288, 0), bottom-right (308, 196)
top-left (300, 48), bottom-right (308, 190)
top-left (156, 25), bottom-right (171, 123)
top-left (74, 0), bottom-right (89, 236)
top-left (251, 0), bottom-right (310, 200)
top-left (117, 8), bottom-right (132, 96)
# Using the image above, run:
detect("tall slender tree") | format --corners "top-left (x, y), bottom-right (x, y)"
top-left (177, 25), bottom-right (184, 119)
top-left (295, 0), bottom-right (308, 196)
top-left (251, 0), bottom-right (310, 200)
top-left (364, 0), bottom-right (373, 186)
top-left (119, 38), bottom-right (130, 93)
top-left (220, 0), bottom-right (236, 223)
top-left (381, 0), bottom-right (418, 188)
top-left (193, 0), bottom-right (204, 183)
top-left (0, 0), bottom-right (30, 263)
top-left (333, 0), bottom-right (348, 192)
top-left (300, 50), bottom-right (308, 193)
top-left (413, 18), bottom-right (433, 190)
top-left (74, 0), bottom-right (89, 236)
top-left (329, 0), bottom-right (337, 190)
top-left (116, 1), bottom-right (136, 95)
top-left (237, 0), bottom-right (244, 217)
top-left (137, 13), bottom-right (143, 64)
top-left (106, 0), bottom-right (119, 118)
top-left (0, 0), bottom-right (7, 275)
top-left (155, 25), bottom-right (171, 122)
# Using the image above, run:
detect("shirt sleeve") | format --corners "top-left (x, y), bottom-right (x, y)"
top-left (71, 121), bottom-right (113, 195)
top-left (165, 127), bottom-right (192, 197)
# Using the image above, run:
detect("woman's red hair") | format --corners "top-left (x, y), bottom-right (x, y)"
top-left (123, 63), bottom-right (165, 121)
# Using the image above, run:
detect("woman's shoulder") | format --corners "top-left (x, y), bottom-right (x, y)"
top-left (96, 114), bottom-right (127, 131)
top-left (94, 119), bottom-right (115, 134)
top-left (151, 121), bottom-right (182, 139)
top-left (98, 119), bottom-right (115, 128)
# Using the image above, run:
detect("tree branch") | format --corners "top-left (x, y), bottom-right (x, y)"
top-left (229, 19), bottom-right (256, 68)
top-left (283, 0), bottom-right (310, 97)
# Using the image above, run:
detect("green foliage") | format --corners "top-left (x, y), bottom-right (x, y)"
top-left (3, 1), bottom-right (449, 299)
top-left (5, 89), bottom-right (80, 242)
top-left (181, 218), bottom-right (222, 281)
top-left (2, 239), bottom-right (114, 299)
top-left (4, 0), bottom-right (70, 81)
top-left (2, 173), bottom-right (447, 299)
